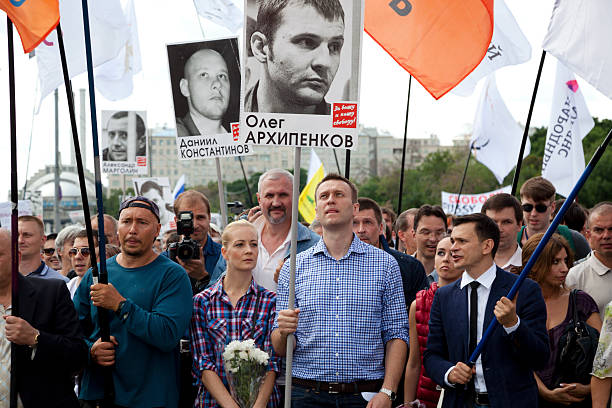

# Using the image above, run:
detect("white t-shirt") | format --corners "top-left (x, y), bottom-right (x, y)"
top-left (252, 217), bottom-right (290, 292)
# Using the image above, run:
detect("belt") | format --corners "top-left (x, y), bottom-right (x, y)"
top-left (474, 392), bottom-right (490, 406)
top-left (292, 377), bottom-right (382, 394)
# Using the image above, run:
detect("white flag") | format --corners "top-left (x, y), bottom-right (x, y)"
top-left (193, 0), bottom-right (242, 33)
top-left (471, 74), bottom-right (529, 184)
top-left (542, 61), bottom-right (594, 197)
top-left (95, 0), bottom-right (142, 101)
top-left (35, 0), bottom-right (130, 109)
top-left (453, 0), bottom-right (531, 96)
top-left (543, 0), bottom-right (612, 99)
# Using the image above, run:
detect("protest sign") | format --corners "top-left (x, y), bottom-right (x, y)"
top-left (0, 200), bottom-right (34, 230)
top-left (441, 186), bottom-right (511, 216)
top-left (101, 110), bottom-right (148, 175)
top-left (239, 0), bottom-right (363, 150)
top-left (133, 177), bottom-right (176, 233)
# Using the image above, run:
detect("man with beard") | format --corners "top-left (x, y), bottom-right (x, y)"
top-left (74, 196), bottom-right (192, 408)
top-left (102, 111), bottom-right (146, 161)
top-left (176, 48), bottom-right (231, 136)
top-left (242, 168), bottom-right (319, 292)
top-left (246, 0), bottom-right (345, 114)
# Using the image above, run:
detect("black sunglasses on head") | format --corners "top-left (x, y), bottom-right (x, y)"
top-left (68, 247), bottom-right (91, 257)
top-left (522, 203), bottom-right (548, 213)
top-left (41, 248), bottom-right (56, 255)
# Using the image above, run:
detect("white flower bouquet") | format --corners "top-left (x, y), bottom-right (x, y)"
top-left (223, 339), bottom-right (270, 408)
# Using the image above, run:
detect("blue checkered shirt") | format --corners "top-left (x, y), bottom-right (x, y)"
top-left (273, 235), bottom-right (409, 382)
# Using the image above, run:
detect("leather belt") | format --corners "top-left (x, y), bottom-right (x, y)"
top-left (292, 377), bottom-right (382, 394)
top-left (474, 392), bottom-right (490, 406)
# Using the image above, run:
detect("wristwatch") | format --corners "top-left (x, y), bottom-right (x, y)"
top-left (379, 387), bottom-right (396, 401)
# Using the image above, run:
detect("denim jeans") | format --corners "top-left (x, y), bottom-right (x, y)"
top-left (291, 385), bottom-right (368, 408)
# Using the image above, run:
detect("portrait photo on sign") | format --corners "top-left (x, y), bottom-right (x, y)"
top-left (101, 110), bottom-right (147, 162)
top-left (133, 177), bottom-right (175, 231)
top-left (242, 0), bottom-right (362, 116)
top-left (167, 37), bottom-right (241, 137)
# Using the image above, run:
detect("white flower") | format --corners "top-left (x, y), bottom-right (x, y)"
top-left (243, 339), bottom-right (256, 350)
top-left (239, 351), bottom-right (249, 360)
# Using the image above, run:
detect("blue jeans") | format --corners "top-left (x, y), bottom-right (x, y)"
top-left (291, 385), bottom-right (368, 408)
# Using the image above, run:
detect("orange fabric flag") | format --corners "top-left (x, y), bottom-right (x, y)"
top-left (365, 0), bottom-right (494, 99)
top-left (0, 0), bottom-right (60, 53)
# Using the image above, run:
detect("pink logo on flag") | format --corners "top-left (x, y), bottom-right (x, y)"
top-left (566, 80), bottom-right (579, 93)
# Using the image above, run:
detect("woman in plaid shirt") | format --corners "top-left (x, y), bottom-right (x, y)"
top-left (190, 220), bottom-right (280, 407)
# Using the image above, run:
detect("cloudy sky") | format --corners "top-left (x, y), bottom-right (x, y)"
top-left (0, 0), bottom-right (611, 199)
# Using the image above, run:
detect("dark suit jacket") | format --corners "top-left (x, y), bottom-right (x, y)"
top-left (423, 267), bottom-right (549, 408)
top-left (14, 275), bottom-right (87, 408)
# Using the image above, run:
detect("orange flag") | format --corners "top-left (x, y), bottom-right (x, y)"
top-left (365, 0), bottom-right (494, 99)
top-left (0, 0), bottom-right (60, 53)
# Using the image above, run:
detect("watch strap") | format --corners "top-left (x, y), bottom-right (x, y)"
top-left (380, 387), bottom-right (396, 401)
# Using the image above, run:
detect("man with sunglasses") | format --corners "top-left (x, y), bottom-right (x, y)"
top-left (42, 232), bottom-right (61, 270)
top-left (66, 230), bottom-right (92, 299)
top-left (18, 216), bottom-right (68, 283)
top-left (74, 196), bottom-right (192, 408)
top-left (518, 177), bottom-right (590, 260)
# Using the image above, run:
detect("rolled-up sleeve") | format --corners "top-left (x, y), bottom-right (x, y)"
top-left (381, 258), bottom-right (410, 345)
top-left (190, 294), bottom-right (216, 384)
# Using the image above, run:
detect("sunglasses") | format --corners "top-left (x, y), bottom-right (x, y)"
top-left (522, 203), bottom-right (549, 213)
top-left (41, 248), bottom-right (56, 256)
top-left (68, 247), bottom-right (91, 257)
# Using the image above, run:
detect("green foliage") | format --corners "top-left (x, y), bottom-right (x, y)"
top-left (101, 188), bottom-right (134, 218)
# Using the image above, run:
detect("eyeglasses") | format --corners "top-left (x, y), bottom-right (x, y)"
top-left (41, 248), bottom-right (56, 256)
top-left (416, 229), bottom-right (446, 239)
top-left (522, 203), bottom-right (549, 213)
top-left (68, 247), bottom-right (91, 257)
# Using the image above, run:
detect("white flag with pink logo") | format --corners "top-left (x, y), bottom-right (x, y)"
top-left (542, 61), bottom-right (594, 197)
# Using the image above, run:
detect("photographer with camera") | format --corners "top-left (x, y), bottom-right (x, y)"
top-left (169, 190), bottom-right (226, 295)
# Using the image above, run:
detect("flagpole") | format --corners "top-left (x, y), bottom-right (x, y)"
top-left (469, 127), bottom-right (611, 366)
top-left (79, 0), bottom-right (114, 405)
top-left (6, 17), bottom-right (20, 408)
top-left (333, 150), bottom-right (341, 174)
top-left (345, 150), bottom-right (351, 178)
top-left (453, 143), bottom-right (474, 215)
top-left (215, 158), bottom-right (228, 228)
top-left (284, 146), bottom-right (301, 408)
top-left (511, 50), bottom-right (546, 195)
top-left (396, 75), bottom-right (413, 238)
top-left (237, 156), bottom-right (254, 207)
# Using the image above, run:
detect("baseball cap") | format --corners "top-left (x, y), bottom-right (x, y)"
top-left (119, 196), bottom-right (160, 222)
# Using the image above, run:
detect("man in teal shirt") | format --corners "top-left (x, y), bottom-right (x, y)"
top-left (74, 197), bottom-right (192, 408)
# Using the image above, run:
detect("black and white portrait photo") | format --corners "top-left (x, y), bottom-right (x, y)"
top-left (167, 38), bottom-right (241, 137)
top-left (133, 177), bottom-right (175, 232)
top-left (243, 0), bottom-right (362, 115)
top-left (101, 110), bottom-right (147, 161)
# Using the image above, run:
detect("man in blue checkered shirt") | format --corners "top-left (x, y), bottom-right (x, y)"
top-left (272, 174), bottom-right (409, 408)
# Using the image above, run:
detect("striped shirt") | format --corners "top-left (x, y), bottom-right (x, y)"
top-left (190, 277), bottom-right (280, 408)
top-left (273, 235), bottom-right (409, 382)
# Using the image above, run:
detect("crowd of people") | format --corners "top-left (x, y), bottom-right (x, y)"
top-left (1, 171), bottom-right (611, 408)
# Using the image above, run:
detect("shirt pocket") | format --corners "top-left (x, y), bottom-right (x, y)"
top-left (207, 317), bottom-right (227, 351)
top-left (241, 318), bottom-right (266, 345)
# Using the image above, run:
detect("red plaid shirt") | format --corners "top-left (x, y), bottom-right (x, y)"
top-left (190, 277), bottom-right (280, 408)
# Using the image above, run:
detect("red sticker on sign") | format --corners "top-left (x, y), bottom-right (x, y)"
top-left (136, 156), bottom-right (146, 166)
top-left (231, 123), bottom-right (240, 141)
top-left (332, 103), bottom-right (357, 128)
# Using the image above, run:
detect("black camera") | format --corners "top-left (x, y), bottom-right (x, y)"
top-left (169, 211), bottom-right (200, 262)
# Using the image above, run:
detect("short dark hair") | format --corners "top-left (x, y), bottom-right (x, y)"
top-left (381, 207), bottom-right (397, 224)
top-left (414, 205), bottom-right (447, 231)
top-left (315, 173), bottom-right (358, 203)
top-left (255, 0), bottom-right (345, 44)
top-left (395, 208), bottom-right (418, 233)
top-left (174, 190), bottom-right (211, 216)
top-left (453, 213), bottom-right (500, 258)
top-left (553, 199), bottom-right (587, 232)
top-left (109, 111), bottom-right (146, 137)
top-left (46, 233), bottom-right (58, 241)
top-left (77, 229), bottom-right (98, 246)
top-left (481, 193), bottom-right (523, 224)
top-left (357, 197), bottom-right (383, 225)
top-left (520, 176), bottom-right (556, 203)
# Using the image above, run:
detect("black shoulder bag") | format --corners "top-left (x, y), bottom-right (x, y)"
top-left (554, 289), bottom-right (600, 385)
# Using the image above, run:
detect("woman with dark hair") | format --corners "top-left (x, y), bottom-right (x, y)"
top-left (522, 233), bottom-right (602, 407)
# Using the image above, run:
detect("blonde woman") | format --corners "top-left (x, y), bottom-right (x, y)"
top-left (190, 220), bottom-right (279, 408)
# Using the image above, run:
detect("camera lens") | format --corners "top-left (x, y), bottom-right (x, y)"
top-left (177, 244), bottom-right (194, 260)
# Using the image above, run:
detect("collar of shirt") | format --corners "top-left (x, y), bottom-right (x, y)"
top-left (202, 234), bottom-right (220, 257)
top-left (500, 245), bottom-right (522, 271)
top-left (28, 261), bottom-right (47, 277)
top-left (208, 275), bottom-right (258, 303)
top-left (312, 233), bottom-right (367, 260)
top-left (460, 263), bottom-right (497, 290)
top-left (588, 251), bottom-right (611, 276)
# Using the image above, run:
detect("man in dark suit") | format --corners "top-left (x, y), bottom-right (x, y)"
top-left (423, 214), bottom-right (549, 408)
top-left (0, 229), bottom-right (87, 407)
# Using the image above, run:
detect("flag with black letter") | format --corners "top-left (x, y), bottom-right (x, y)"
top-left (471, 74), bottom-right (528, 184)
top-left (542, 61), bottom-right (594, 197)
top-left (543, 0), bottom-right (612, 99)
top-left (453, 0), bottom-right (531, 96)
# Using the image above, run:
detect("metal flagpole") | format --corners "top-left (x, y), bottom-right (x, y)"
top-left (345, 150), bottom-right (351, 178)
top-left (396, 76), bottom-right (413, 246)
top-left (54, 89), bottom-right (61, 231)
top-left (284, 146), bottom-right (302, 408)
top-left (511, 50), bottom-right (547, 195)
top-left (6, 17), bottom-right (20, 408)
top-left (469, 128), bottom-right (611, 366)
top-left (79, 0), bottom-right (114, 404)
top-left (237, 156), bottom-right (254, 207)
top-left (453, 143), bottom-right (474, 215)
top-left (332, 150), bottom-right (341, 174)
top-left (215, 158), bottom-right (228, 228)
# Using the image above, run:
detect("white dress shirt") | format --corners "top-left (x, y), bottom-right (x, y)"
top-left (445, 263), bottom-right (520, 392)
top-left (499, 245), bottom-right (522, 272)
top-left (251, 217), bottom-right (290, 292)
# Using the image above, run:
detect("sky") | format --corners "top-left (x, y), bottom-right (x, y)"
top-left (0, 0), bottom-right (611, 200)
